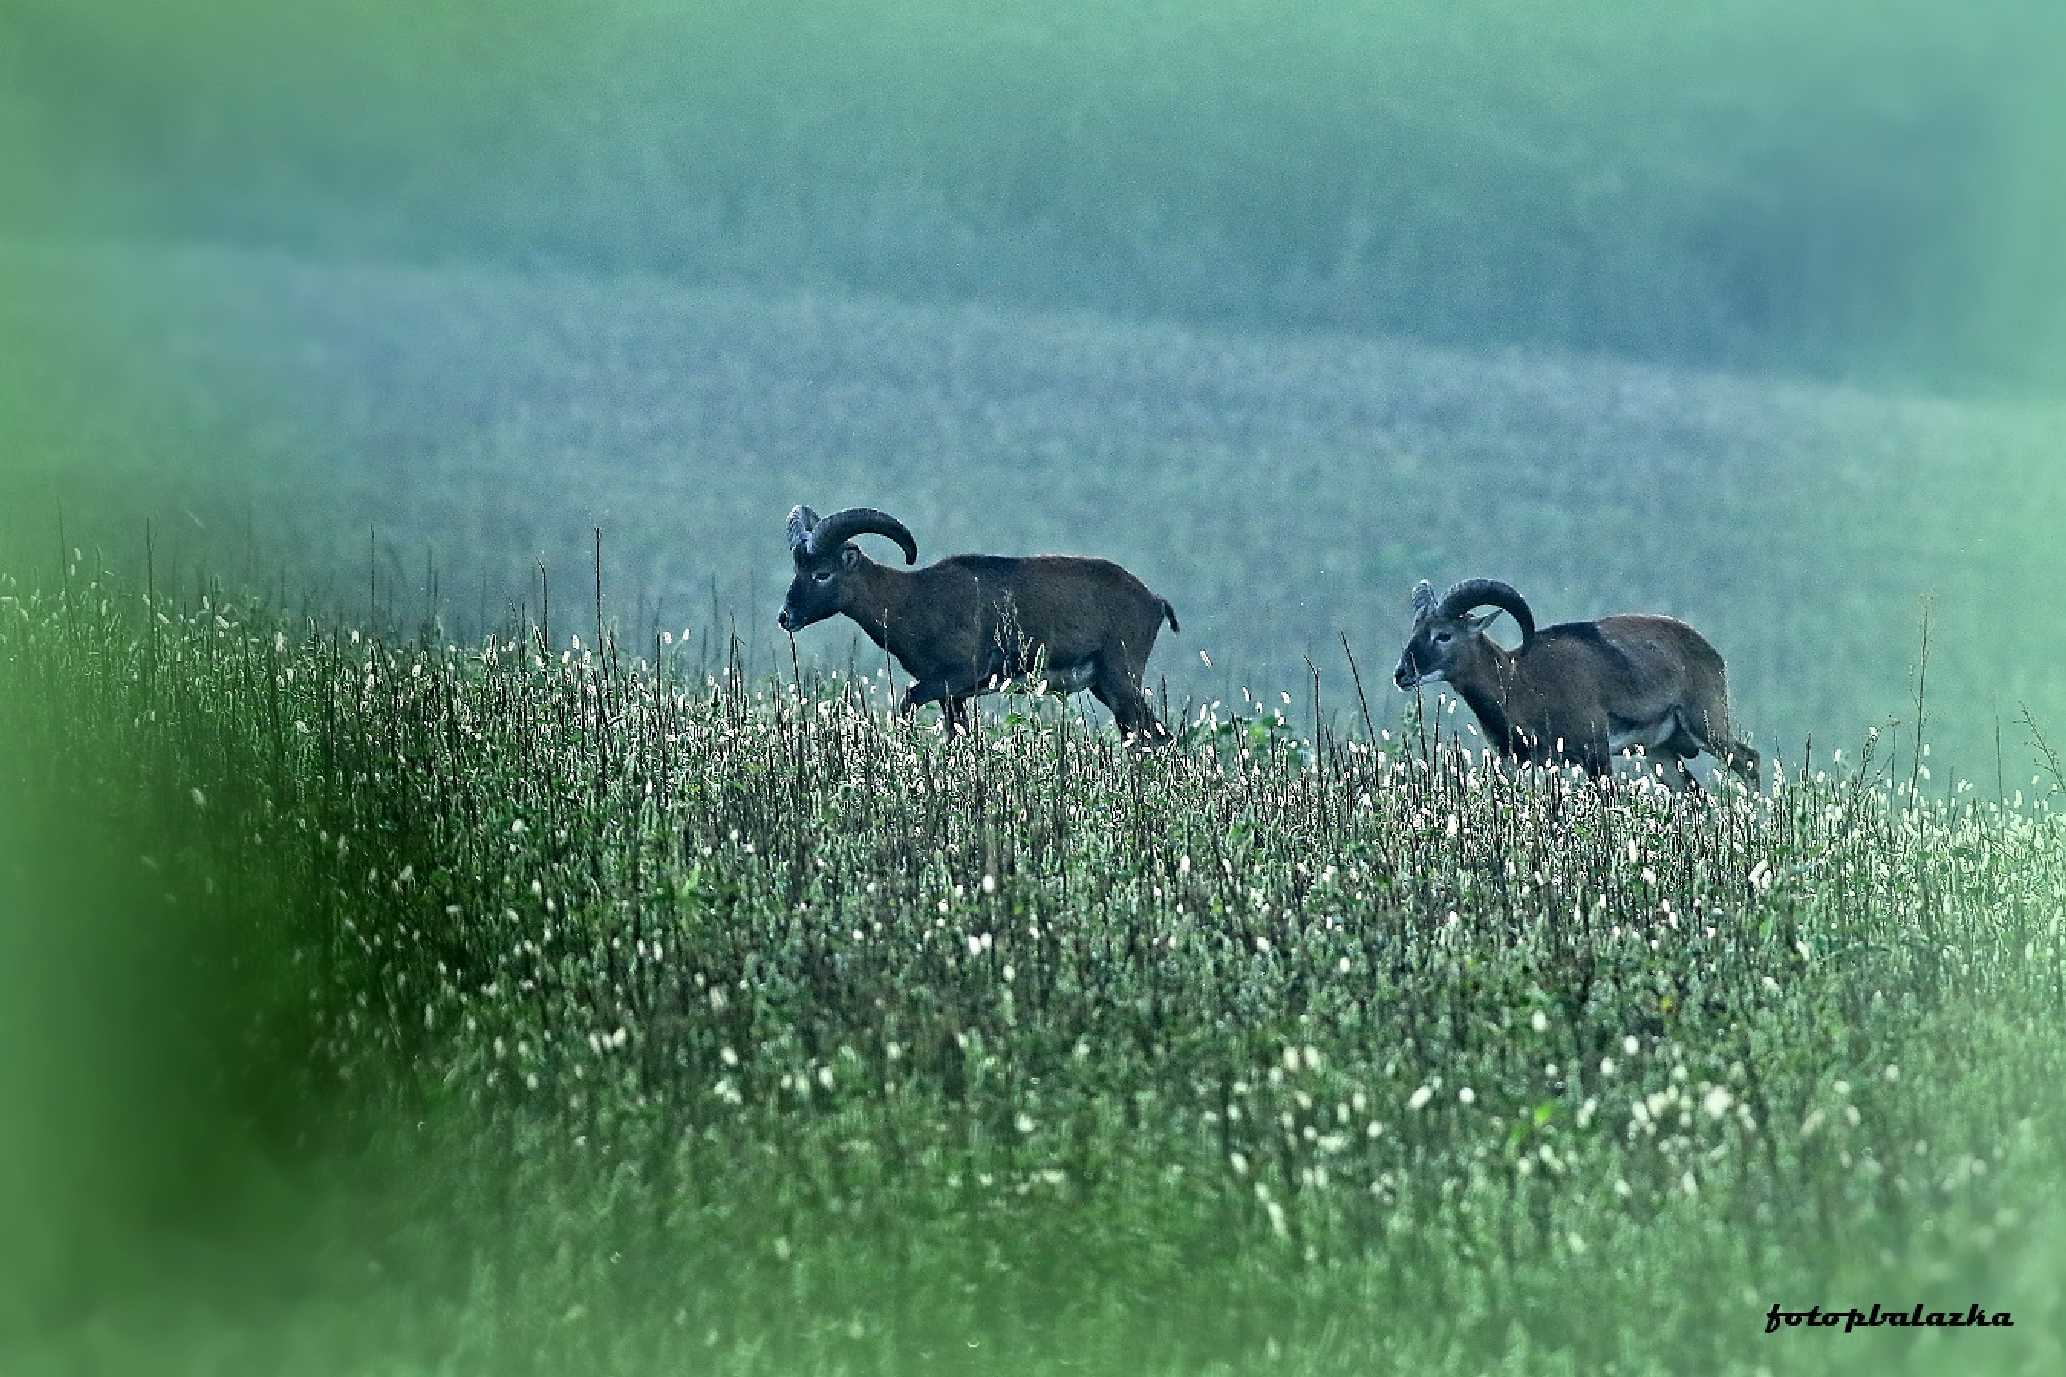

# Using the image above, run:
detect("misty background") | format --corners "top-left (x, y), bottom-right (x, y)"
top-left (4, 0), bottom-right (2064, 776)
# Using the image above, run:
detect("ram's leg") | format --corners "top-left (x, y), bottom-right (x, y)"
top-left (897, 682), bottom-right (932, 718)
top-left (899, 676), bottom-right (961, 722)
top-left (1575, 733), bottom-right (1615, 790)
top-left (1650, 751), bottom-right (1698, 794)
top-left (945, 692), bottom-right (976, 736)
top-left (924, 669), bottom-right (995, 736)
top-left (1090, 656), bottom-right (1168, 744)
top-left (1716, 738), bottom-right (1762, 790)
top-left (1679, 711), bottom-right (1761, 791)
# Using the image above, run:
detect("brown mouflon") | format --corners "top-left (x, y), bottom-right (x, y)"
top-left (778, 505), bottom-right (1179, 741)
top-left (1394, 578), bottom-right (1760, 790)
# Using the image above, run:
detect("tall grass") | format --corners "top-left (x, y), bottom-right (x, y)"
top-left (4, 561), bottom-right (2063, 1374)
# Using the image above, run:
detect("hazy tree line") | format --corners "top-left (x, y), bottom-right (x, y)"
top-left (5, 0), bottom-right (2063, 390)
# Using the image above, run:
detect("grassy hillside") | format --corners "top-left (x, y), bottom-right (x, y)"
top-left (4, 242), bottom-right (2062, 782)
top-left (4, 565), bottom-right (2063, 1374)
top-left (7, 1), bottom-right (2063, 387)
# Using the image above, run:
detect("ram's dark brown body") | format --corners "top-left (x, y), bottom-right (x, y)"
top-left (779, 506), bottom-right (1177, 739)
top-left (1395, 579), bottom-right (1760, 790)
top-left (1444, 616), bottom-right (1745, 774)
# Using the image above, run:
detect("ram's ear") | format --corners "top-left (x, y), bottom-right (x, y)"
top-left (1468, 610), bottom-right (1507, 636)
top-left (1410, 580), bottom-right (1436, 621)
top-left (786, 504), bottom-right (818, 554)
top-left (840, 545), bottom-right (860, 570)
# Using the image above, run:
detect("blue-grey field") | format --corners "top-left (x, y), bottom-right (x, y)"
top-left (7, 241), bottom-right (2060, 784)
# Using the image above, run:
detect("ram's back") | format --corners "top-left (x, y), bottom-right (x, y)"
top-left (909, 555), bottom-right (1161, 668)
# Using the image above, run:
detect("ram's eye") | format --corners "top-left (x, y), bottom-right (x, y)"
top-left (813, 570), bottom-right (834, 584)
top-left (1434, 630), bottom-right (1453, 645)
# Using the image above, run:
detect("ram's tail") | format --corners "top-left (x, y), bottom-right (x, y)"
top-left (1160, 598), bottom-right (1181, 634)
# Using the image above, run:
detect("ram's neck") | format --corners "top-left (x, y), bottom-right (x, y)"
top-left (841, 562), bottom-right (920, 665)
top-left (1454, 643), bottom-right (1531, 757)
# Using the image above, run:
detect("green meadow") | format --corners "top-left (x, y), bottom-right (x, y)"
top-left (3, 572), bottom-right (2064, 1374)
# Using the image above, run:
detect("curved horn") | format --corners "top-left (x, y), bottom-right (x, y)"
top-left (785, 505), bottom-right (819, 555)
top-left (1438, 578), bottom-right (1535, 645)
top-left (805, 507), bottom-right (918, 565)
